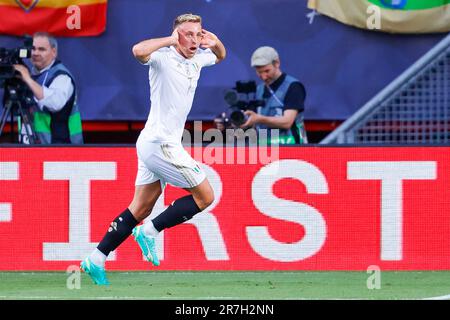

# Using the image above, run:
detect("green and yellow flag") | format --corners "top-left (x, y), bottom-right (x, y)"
top-left (308, 0), bottom-right (450, 33)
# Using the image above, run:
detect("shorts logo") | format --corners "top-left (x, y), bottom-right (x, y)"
top-left (15, 0), bottom-right (39, 12)
top-left (193, 165), bottom-right (201, 174)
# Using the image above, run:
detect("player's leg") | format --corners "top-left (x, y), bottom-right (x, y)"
top-left (81, 163), bottom-right (162, 285)
top-left (129, 181), bottom-right (163, 266)
top-left (95, 183), bottom-right (161, 259)
top-left (128, 181), bottom-right (163, 221)
top-left (140, 145), bottom-right (214, 236)
top-left (187, 177), bottom-right (215, 210)
top-left (135, 143), bottom-right (214, 264)
top-left (148, 178), bottom-right (213, 234)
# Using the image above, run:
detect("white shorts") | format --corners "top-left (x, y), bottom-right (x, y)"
top-left (135, 135), bottom-right (206, 189)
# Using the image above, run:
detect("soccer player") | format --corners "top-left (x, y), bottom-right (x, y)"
top-left (80, 13), bottom-right (226, 285)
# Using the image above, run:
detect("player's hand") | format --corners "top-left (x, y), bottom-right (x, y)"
top-left (171, 28), bottom-right (179, 46)
top-left (200, 29), bottom-right (217, 48)
top-left (13, 64), bottom-right (31, 82)
top-left (241, 110), bottom-right (259, 128)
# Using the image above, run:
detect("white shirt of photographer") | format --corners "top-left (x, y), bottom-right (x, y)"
top-left (33, 61), bottom-right (74, 112)
top-left (140, 46), bottom-right (216, 145)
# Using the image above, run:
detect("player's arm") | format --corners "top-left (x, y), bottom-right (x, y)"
top-left (132, 29), bottom-right (178, 64)
top-left (200, 29), bottom-right (226, 64)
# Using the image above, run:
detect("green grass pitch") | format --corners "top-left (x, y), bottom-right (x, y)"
top-left (1, 271), bottom-right (450, 300)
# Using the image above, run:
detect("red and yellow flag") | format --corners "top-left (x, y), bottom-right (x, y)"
top-left (0, 0), bottom-right (107, 37)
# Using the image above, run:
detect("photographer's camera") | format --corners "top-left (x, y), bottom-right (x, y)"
top-left (0, 36), bottom-right (32, 84)
top-left (0, 36), bottom-right (35, 143)
top-left (223, 80), bottom-right (265, 127)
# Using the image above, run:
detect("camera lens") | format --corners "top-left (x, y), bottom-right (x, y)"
top-left (230, 109), bottom-right (248, 126)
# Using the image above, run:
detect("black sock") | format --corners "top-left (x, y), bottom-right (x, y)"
top-left (152, 195), bottom-right (201, 232)
top-left (97, 208), bottom-right (138, 256)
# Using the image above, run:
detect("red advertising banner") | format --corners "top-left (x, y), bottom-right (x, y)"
top-left (0, 146), bottom-right (449, 271)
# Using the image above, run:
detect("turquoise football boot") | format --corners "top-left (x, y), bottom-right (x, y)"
top-left (132, 225), bottom-right (160, 266)
top-left (80, 257), bottom-right (110, 285)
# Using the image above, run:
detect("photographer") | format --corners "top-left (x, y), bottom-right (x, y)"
top-left (241, 46), bottom-right (308, 145)
top-left (13, 32), bottom-right (83, 144)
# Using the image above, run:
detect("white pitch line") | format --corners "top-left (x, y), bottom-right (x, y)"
top-left (423, 294), bottom-right (450, 300)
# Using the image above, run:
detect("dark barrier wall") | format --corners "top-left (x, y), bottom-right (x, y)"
top-left (0, 0), bottom-right (444, 121)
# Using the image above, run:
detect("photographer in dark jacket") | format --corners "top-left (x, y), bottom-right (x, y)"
top-left (13, 32), bottom-right (83, 144)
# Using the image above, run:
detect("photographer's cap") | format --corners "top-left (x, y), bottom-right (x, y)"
top-left (251, 46), bottom-right (279, 67)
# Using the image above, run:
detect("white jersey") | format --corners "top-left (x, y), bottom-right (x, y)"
top-left (140, 46), bottom-right (216, 144)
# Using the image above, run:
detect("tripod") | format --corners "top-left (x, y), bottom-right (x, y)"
top-left (0, 92), bottom-right (37, 144)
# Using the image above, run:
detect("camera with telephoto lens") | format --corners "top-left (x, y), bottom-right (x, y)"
top-left (223, 80), bottom-right (265, 127)
top-left (0, 36), bottom-right (34, 105)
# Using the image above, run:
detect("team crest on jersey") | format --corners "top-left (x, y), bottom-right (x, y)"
top-left (15, 0), bottom-right (39, 12)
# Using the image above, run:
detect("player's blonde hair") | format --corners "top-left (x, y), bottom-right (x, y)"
top-left (173, 13), bottom-right (202, 29)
